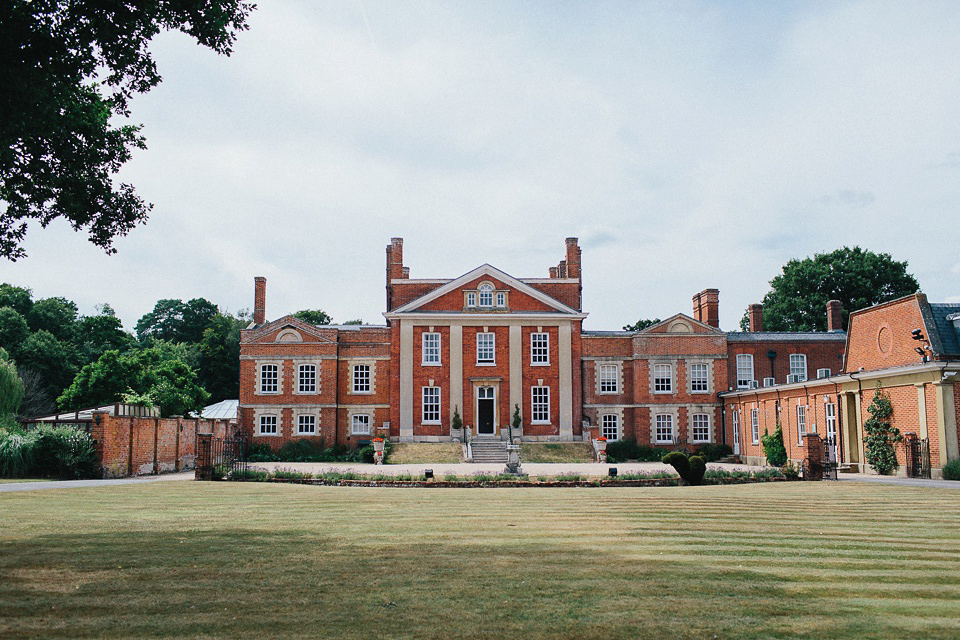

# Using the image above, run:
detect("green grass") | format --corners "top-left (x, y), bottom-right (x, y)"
top-left (2, 482), bottom-right (960, 639)
top-left (386, 442), bottom-right (462, 464)
top-left (0, 478), bottom-right (55, 484)
top-left (521, 442), bottom-right (594, 463)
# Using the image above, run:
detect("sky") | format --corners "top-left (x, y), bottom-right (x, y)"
top-left (3, 0), bottom-right (959, 333)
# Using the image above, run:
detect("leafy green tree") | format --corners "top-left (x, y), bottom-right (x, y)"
top-left (294, 309), bottom-right (333, 325)
top-left (198, 313), bottom-right (246, 403)
top-left (0, 0), bottom-right (255, 260)
top-left (863, 385), bottom-right (902, 475)
top-left (27, 296), bottom-right (78, 342)
top-left (761, 423), bottom-right (788, 467)
top-left (74, 312), bottom-right (136, 363)
top-left (136, 298), bottom-right (218, 344)
top-left (0, 284), bottom-right (33, 316)
top-left (58, 346), bottom-right (209, 417)
top-left (752, 247), bottom-right (919, 332)
top-left (623, 318), bottom-right (661, 332)
top-left (0, 348), bottom-right (24, 418)
top-left (16, 329), bottom-right (78, 400)
top-left (0, 307), bottom-right (29, 356)
top-left (342, 319), bottom-right (363, 325)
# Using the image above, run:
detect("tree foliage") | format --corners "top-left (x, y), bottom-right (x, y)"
top-left (0, 307), bottom-right (29, 355)
top-left (294, 309), bottom-right (333, 325)
top-left (0, 0), bottom-right (255, 260)
top-left (27, 296), bottom-right (78, 341)
top-left (863, 385), bottom-right (902, 475)
top-left (0, 283), bottom-right (33, 316)
top-left (761, 424), bottom-right (788, 467)
top-left (754, 247), bottom-right (919, 332)
top-left (623, 318), bottom-right (661, 332)
top-left (0, 348), bottom-right (24, 417)
top-left (198, 313), bottom-right (246, 403)
top-left (136, 298), bottom-right (219, 344)
top-left (57, 345), bottom-right (209, 417)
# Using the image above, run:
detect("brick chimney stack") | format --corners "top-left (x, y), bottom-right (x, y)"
top-left (692, 289), bottom-right (720, 328)
top-left (253, 277), bottom-right (266, 325)
top-left (827, 300), bottom-right (843, 332)
top-left (565, 237), bottom-right (581, 279)
top-left (748, 304), bottom-right (764, 332)
top-left (386, 237), bottom-right (406, 314)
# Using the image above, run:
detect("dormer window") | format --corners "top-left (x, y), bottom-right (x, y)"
top-left (478, 283), bottom-right (494, 307)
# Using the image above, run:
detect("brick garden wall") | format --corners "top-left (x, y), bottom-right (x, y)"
top-left (91, 411), bottom-right (233, 478)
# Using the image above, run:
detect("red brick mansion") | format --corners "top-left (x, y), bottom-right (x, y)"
top-left (238, 238), bottom-right (960, 475)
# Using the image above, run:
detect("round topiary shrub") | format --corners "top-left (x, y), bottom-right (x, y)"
top-left (662, 451), bottom-right (706, 486)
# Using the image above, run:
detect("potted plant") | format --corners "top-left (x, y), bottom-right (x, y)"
top-left (451, 405), bottom-right (463, 441)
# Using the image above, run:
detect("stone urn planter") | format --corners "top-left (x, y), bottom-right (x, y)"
top-left (373, 438), bottom-right (385, 465)
top-left (504, 443), bottom-right (522, 475)
top-left (594, 437), bottom-right (607, 463)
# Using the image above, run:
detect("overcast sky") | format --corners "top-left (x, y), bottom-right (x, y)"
top-left (3, 1), bottom-right (959, 332)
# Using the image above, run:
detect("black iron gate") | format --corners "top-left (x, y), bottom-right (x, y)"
top-left (196, 433), bottom-right (248, 480)
top-left (908, 438), bottom-right (930, 479)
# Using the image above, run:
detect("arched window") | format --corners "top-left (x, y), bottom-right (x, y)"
top-left (478, 283), bottom-right (494, 307)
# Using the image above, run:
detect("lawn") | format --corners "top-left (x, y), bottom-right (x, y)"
top-left (2, 482), bottom-right (959, 639)
top-left (521, 442), bottom-right (593, 463)
top-left (386, 442), bottom-right (463, 464)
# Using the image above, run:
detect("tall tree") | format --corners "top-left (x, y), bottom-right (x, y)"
top-left (294, 309), bottom-right (332, 325)
top-left (198, 312), bottom-right (246, 403)
top-left (16, 329), bottom-right (78, 400)
top-left (75, 312), bottom-right (136, 363)
top-left (0, 348), bottom-right (24, 420)
top-left (27, 296), bottom-right (78, 342)
top-left (0, 307), bottom-right (29, 356)
top-left (0, 1), bottom-right (255, 260)
top-left (0, 283), bottom-right (32, 316)
top-left (623, 318), bottom-right (661, 332)
top-left (136, 298), bottom-right (218, 344)
top-left (58, 345), bottom-right (208, 416)
top-left (754, 247), bottom-right (919, 332)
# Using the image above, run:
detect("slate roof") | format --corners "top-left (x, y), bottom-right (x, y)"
top-left (928, 303), bottom-right (960, 357)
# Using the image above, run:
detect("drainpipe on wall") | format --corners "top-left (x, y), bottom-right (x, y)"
top-left (334, 338), bottom-right (340, 447)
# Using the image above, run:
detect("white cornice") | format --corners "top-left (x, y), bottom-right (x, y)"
top-left (383, 311), bottom-right (588, 321)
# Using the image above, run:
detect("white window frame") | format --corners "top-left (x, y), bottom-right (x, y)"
top-left (690, 363), bottom-right (709, 393)
top-left (422, 387), bottom-right (441, 424)
top-left (353, 364), bottom-right (371, 393)
top-left (654, 363), bottom-right (673, 393)
top-left (797, 405), bottom-right (807, 445)
top-left (478, 283), bottom-right (494, 308)
top-left (601, 414), bottom-right (619, 441)
top-left (751, 408), bottom-right (759, 444)
top-left (737, 354), bottom-right (755, 390)
top-left (654, 414), bottom-right (674, 444)
top-left (297, 364), bottom-right (316, 393)
top-left (531, 386), bottom-right (550, 423)
top-left (351, 414), bottom-right (371, 435)
top-left (477, 332), bottom-right (495, 364)
top-left (259, 364), bottom-right (278, 394)
top-left (297, 414), bottom-right (316, 435)
top-left (825, 402), bottom-right (837, 444)
top-left (599, 364), bottom-right (619, 394)
top-left (531, 332), bottom-right (549, 365)
top-left (732, 409), bottom-right (740, 445)
top-left (789, 354), bottom-right (808, 382)
top-left (467, 291), bottom-right (476, 307)
top-left (692, 414), bottom-right (710, 443)
top-left (496, 291), bottom-right (506, 308)
top-left (422, 332), bottom-right (441, 365)
top-left (258, 414), bottom-right (278, 436)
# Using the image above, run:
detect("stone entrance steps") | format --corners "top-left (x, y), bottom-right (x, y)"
top-left (470, 438), bottom-right (508, 463)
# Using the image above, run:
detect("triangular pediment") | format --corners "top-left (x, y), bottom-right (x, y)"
top-left (390, 264), bottom-right (581, 315)
top-left (241, 315), bottom-right (338, 344)
top-left (641, 313), bottom-right (723, 335)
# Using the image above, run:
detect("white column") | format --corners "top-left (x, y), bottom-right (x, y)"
top-left (450, 325), bottom-right (463, 426)
top-left (935, 381), bottom-right (958, 465)
top-left (559, 321), bottom-right (573, 439)
top-left (509, 325), bottom-right (522, 428)
top-left (399, 322), bottom-right (414, 439)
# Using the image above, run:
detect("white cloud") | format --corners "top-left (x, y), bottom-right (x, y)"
top-left (3, 1), bottom-right (959, 331)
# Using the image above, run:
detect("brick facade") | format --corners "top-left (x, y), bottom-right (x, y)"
top-left (237, 239), bottom-right (867, 455)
